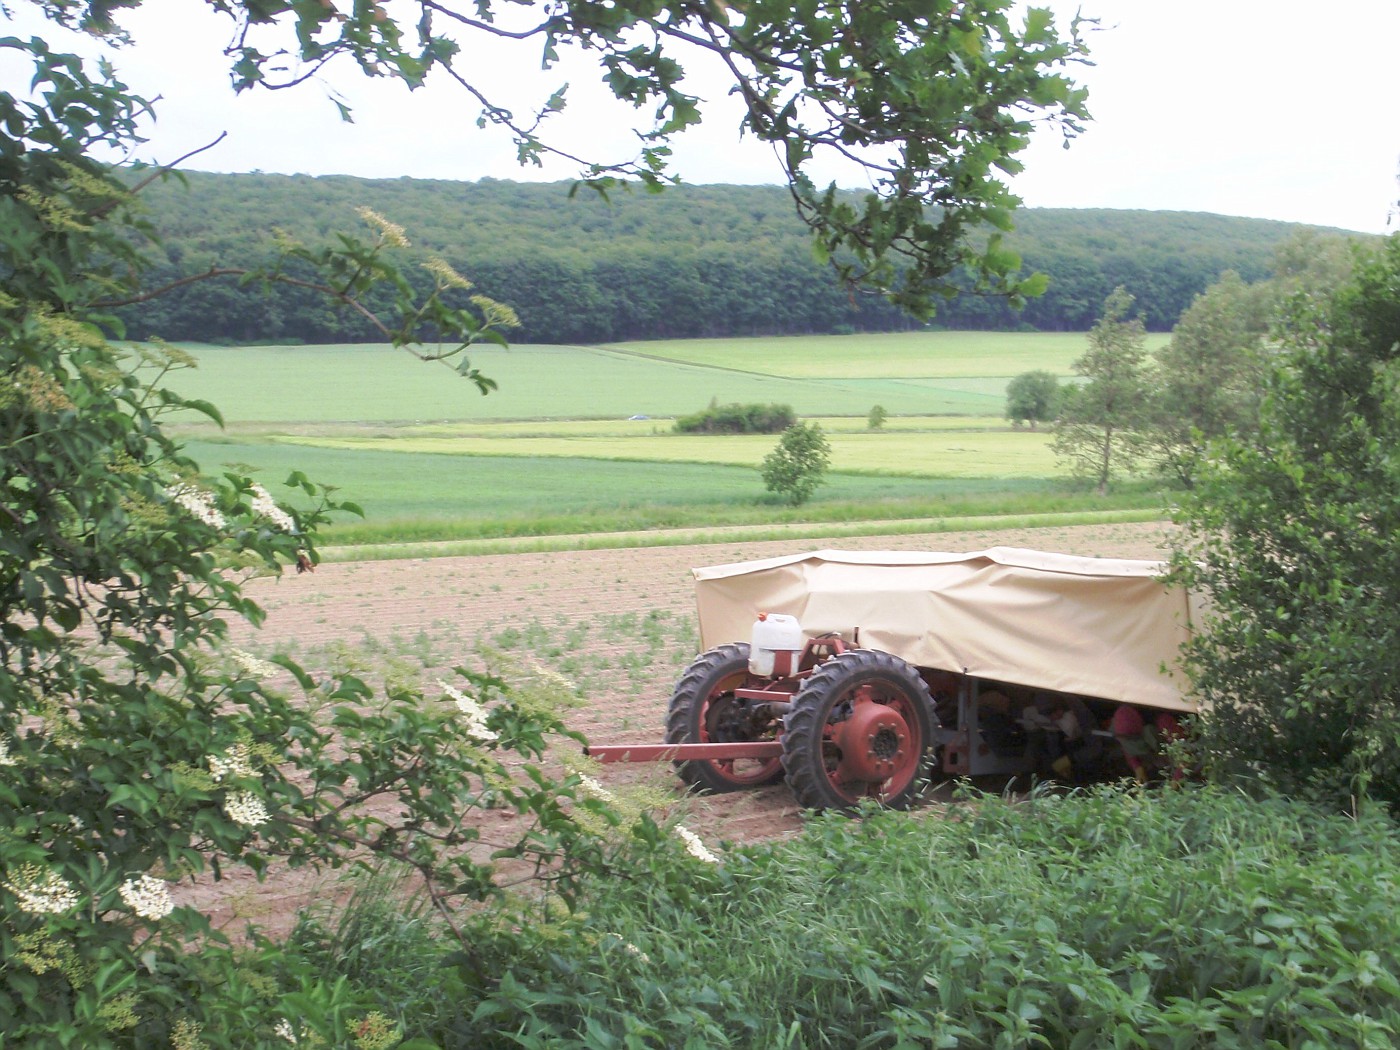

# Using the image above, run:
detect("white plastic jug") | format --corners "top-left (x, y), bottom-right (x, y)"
top-left (749, 613), bottom-right (804, 677)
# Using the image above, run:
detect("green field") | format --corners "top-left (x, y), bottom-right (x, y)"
top-left (163, 332), bottom-right (1165, 545)
top-left (160, 331), bottom-right (1168, 423)
top-left (609, 330), bottom-right (1146, 378)
top-left (278, 423), bottom-right (1056, 476)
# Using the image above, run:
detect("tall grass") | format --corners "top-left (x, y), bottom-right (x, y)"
top-left (302, 786), bottom-right (1400, 1048)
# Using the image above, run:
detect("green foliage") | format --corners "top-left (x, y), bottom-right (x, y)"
top-left (1005, 369), bottom-right (1061, 428)
top-left (1172, 234), bottom-right (1400, 813)
top-left (1269, 228), bottom-right (1358, 300)
top-left (1142, 271), bottom-right (1272, 486)
top-left (760, 421), bottom-right (831, 506)
top-left (1051, 287), bottom-right (1151, 493)
top-left (690, 0), bottom-right (1092, 318)
top-left (672, 402), bottom-right (796, 434)
top-left (315, 785), bottom-right (1400, 1048)
top-left (92, 0), bottom-right (1089, 322)
top-left (866, 404), bottom-right (888, 430)
top-left (1142, 230), bottom-right (1356, 490)
top-left (0, 21), bottom-right (600, 1048)
top-left (120, 171), bottom-right (1349, 344)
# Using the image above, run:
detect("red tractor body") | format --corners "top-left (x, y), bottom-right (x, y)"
top-left (588, 547), bottom-right (1199, 811)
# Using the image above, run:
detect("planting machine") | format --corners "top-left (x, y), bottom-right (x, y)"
top-left (587, 547), bottom-right (1200, 811)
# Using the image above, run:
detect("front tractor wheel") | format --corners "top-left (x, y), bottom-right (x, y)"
top-left (781, 650), bottom-right (935, 812)
top-left (665, 643), bottom-right (785, 793)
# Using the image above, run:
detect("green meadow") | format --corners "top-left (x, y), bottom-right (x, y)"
top-left (162, 331), bottom-right (1174, 422)
top-left (162, 331), bottom-right (1167, 545)
top-left (612, 330), bottom-right (1128, 378)
top-left (281, 423), bottom-right (1057, 475)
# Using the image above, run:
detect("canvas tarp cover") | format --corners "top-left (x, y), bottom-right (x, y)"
top-left (693, 547), bottom-right (1197, 712)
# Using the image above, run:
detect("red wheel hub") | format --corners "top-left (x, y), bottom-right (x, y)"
top-left (831, 698), bottom-right (912, 782)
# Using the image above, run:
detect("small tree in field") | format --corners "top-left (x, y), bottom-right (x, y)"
top-left (1051, 287), bottom-right (1151, 493)
top-left (1004, 370), bottom-right (1060, 429)
top-left (761, 422), bottom-right (832, 505)
top-left (867, 405), bottom-right (889, 431)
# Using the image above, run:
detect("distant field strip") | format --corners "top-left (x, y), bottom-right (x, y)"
top-left (182, 440), bottom-right (1043, 527)
top-left (609, 331), bottom-right (1169, 379)
top-left (317, 415), bottom-right (1018, 438)
top-left (160, 332), bottom-right (1147, 424)
top-left (163, 343), bottom-right (961, 422)
top-left (278, 428), bottom-right (1060, 477)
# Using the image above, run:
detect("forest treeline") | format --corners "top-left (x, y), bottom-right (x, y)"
top-left (117, 172), bottom-right (1362, 344)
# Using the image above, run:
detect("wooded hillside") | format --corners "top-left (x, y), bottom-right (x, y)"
top-left (119, 172), bottom-right (1357, 344)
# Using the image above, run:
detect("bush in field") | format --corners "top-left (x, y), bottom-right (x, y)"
top-left (1005, 369), bottom-right (1061, 428)
top-left (673, 402), bottom-right (797, 434)
top-left (315, 785), bottom-right (1400, 1048)
top-left (867, 404), bottom-right (888, 430)
top-left (760, 421), bottom-right (831, 505)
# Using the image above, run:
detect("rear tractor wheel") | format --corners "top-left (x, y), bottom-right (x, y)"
top-left (665, 643), bottom-right (785, 793)
top-left (781, 649), bottom-right (935, 812)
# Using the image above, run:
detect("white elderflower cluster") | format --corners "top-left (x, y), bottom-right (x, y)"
top-left (4, 865), bottom-right (80, 915)
top-left (439, 680), bottom-right (498, 743)
top-left (576, 774), bottom-right (618, 805)
top-left (0, 738), bottom-right (15, 766)
top-left (166, 483), bottom-right (226, 529)
top-left (674, 824), bottom-right (719, 865)
top-left (470, 293), bottom-right (521, 330)
top-left (356, 206), bottom-right (410, 248)
top-left (208, 746), bottom-right (249, 782)
top-left (119, 873), bottom-right (175, 920)
top-left (208, 743), bottom-right (254, 782)
top-left (224, 790), bottom-right (270, 828)
top-left (422, 256), bottom-right (472, 290)
top-left (230, 649), bottom-right (281, 680)
top-left (275, 1019), bottom-right (300, 1044)
top-left (249, 483), bottom-right (296, 532)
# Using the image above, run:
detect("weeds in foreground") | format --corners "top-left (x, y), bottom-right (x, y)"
top-left (286, 784), bottom-right (1400, 1049)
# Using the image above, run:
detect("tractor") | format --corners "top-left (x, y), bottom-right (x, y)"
top-left (587, 547), bottom-right (1199, 811)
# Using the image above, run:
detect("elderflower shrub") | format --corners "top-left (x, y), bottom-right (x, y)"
top-left (0, 41), bottom-right (599, 1050)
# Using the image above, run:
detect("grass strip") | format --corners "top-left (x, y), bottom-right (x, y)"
top-left (316, 508), bottom-right (1168, 562)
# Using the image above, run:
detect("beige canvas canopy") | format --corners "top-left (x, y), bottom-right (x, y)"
top-left (693, 547), bottom-right (1198, 713)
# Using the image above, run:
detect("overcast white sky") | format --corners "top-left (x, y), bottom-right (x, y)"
top-left (7, 1), bottom-right (1398, 234)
